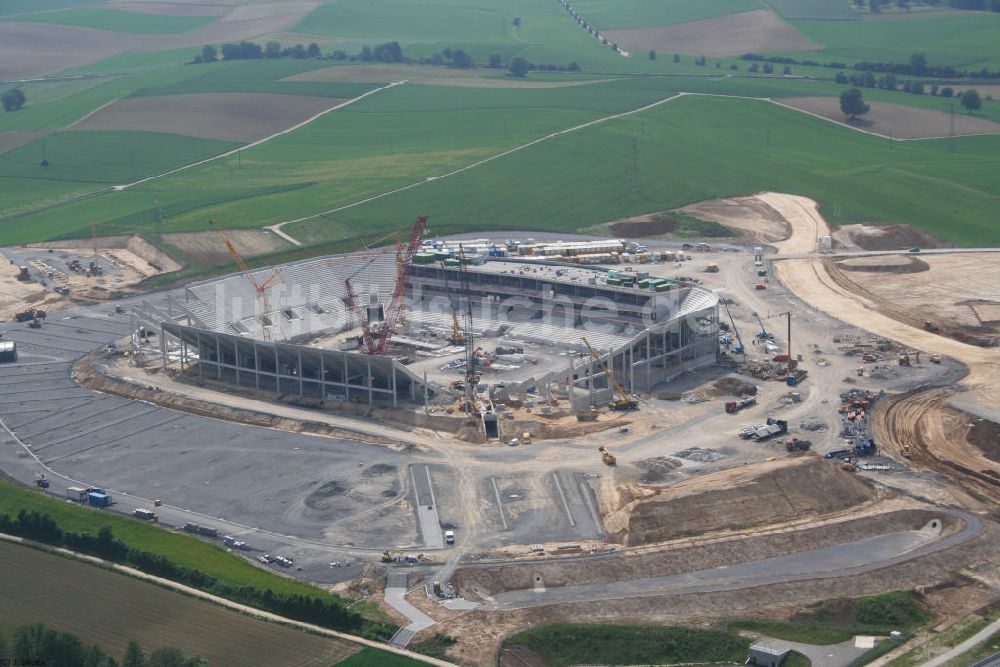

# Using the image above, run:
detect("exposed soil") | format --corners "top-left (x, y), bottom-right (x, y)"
top-left (0, 23), bottom-right (146, 80)
top-left (967, 419), bottom-right (1000, 463)
top-left (779, 97), bottom-right (1000, 140)
top-left (71, 93), bottom-right (341, 142)
top-left (680, 195), bottom-right (789, 244)
top-left (0, 130), bottom-right (47, 158)
top-left (840, 223), bottom-right (951, 251)
top-left (610, 216), bottom-right (677, 238)
top-left (826, 253), bottom-right (1000, 344)
top-left (837, 255), bottom-right (930, 274)
top-left (617, 456), bottom-right (874, 546)
top-left (602, 9), bottom-right (819, 58)
top-left (0, 255), bottom-right (62, 321)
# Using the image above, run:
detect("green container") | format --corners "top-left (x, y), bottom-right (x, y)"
top-left (606, 277), bottom-right (622, 286)
top-left (413, 253), bottom-right (436, 265)
top-left (443, 258), bottom-right (461, 267)
top-left (607, 269), bottom-right (617, 279)
top-left (637, 279), bottom-right (651, 289)
top-left (655, 282), bottom-right (673, 292)
top-left (433, 251), bottom-right (451, 261)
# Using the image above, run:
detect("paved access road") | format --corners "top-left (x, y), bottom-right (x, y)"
top-left (488, 512), bottom-right (982, 610)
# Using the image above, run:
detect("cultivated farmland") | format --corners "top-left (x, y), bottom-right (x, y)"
top-left (0, 540), bottom-right (361, 666)
top-left (72, 93), bottom-right (347, 142)
top-left (7, 7), bottom-right (215, 34)
top-left (603, 9), bottom-right (819, 57)
top-left (570, 0), bottom-right (764, 30)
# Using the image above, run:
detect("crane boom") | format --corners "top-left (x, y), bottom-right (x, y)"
top-left (210, 219), bottom-right (280, 341)
top-left (372, 216), bottom-right (427, 354)
top-left (582, 337), bottom-right (637, 411)
top-left (344, 277), bottom-right (376, 353)
top-left (721, 300), bottom-right (746, 356)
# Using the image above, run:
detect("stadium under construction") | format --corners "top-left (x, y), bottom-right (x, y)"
top-left (130, 234), bottom-right (720, 421)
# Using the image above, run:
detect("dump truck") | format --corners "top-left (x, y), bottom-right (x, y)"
top-left (786, 369), bottom-right (808, 387)
top-left (725, 396), bottom-right (757, 414)
top-left (599, 446), bottom-right (617, 466)
top-left (785, 439), bottom-right (812, 452)
top-left (705, 263), bottom-right (719, 273)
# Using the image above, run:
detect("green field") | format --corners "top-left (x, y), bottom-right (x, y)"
top-left (788, 13), bottom-right (1000, 69)
top-left (504, 623), bottom-right (751, 666)
top-left (297, 0), bottom-right (622, 70)
top-left (0, 130), bottom-right (238, 222)
top-left (9, 7), bottom-right (215, 34)
top-left (0, 0), bottom-right (101, 16)
top-left (570, 0), bottom-right (763, 30)
top-left (306, 94), bottom-right (1000, 247)
top-left (0, 539), bottom-right (365, 666)
top-left (763, 0), bottom-right (859, 20)
top-left (0, 481), bottom-right (353, 602)
top-left (336, 648), bottom-right (429, 666)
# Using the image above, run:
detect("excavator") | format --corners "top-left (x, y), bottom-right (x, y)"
top-left (582, 337), bottom-right (638, 411)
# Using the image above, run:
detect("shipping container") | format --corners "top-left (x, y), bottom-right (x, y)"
top-left (87, 492), bottom-right (110, 508)
top-left (66, 487), bottom-right (88, 502)
top-left (0, 340), bottom-right (16, 363)
top-left (132, 508), bottom-right (156, 521)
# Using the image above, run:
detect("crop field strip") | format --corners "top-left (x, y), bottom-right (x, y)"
top-left (6, 8), bottom-right (216, 34)
top-left (0, 539), bottom-right (362, 666)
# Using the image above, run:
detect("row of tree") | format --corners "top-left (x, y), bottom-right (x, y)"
top-left (0, 623), bottom-right (204, 667)
top-left (862, 0), bottom-right (1000, 12)
top-left (193, 40), bottom-right (322, 64)
top-left (0, 509), bottom-right (395, 640)
top-left (743, 50), bottom-right (1000, 80)
top-left (840, 86), bottom-right (982, 119)
top-left (2, 87), bottom-right (25, 112)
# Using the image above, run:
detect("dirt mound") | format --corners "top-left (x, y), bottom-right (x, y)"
top-left (635, 456), bottom-right (682, 484)
top-left (967, 419), bottom-right (1000, 463)
top-left (680, 195), bottom-right (789, 243)
top-left (845, 224), bottom-right (950, 251)
top-left (362, 463), bottom-right (397, 477)
top-left (675, 447), bottom-right (727, 463)
top-left (304, 480), bottom-right (347, 509)
top-left (610, 217), bottom-right (677, 237)
top-left (837, 255), bottom-right (930, 274)
top-left (621, 456), bottom-right (874, 546)
top-left (714, 376), bottom-right (758, 396)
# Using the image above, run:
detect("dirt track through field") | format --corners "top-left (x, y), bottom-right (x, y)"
top-left (764, 192), bottom-right (1000, 497)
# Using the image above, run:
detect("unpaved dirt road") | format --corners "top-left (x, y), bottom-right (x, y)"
top-left (764, 192), bottom-right (1000, 493)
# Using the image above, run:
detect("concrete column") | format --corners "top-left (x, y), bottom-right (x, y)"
top-left (391, 363), bottom-right (397, 409)
top-left (274, 346), bottom-right (279, 392)
top-left (423, 370), bottom-right (429, 414)
top-left (366, 356), bottom-right (373, 406)
top-left (320, 352), bottom-right (326, 400)
top-left (253, 343), bottom-right (260, 391)
top-left (343, 354), bottom-right (349, 399)
top-left (216, 337), bottom-right (222, 380)
top-left (181, 337), bottom-right (186, 371)
top-left (197, 332), bottom-right (203, 382)
top-left (645, 331), bottom-right (651, 390)
top-left (234, 339), bottom-right (240, 386)
top-left (297, 349), bottom-right (304, 396)
top-left (629, 343), bottom-right (634, 394)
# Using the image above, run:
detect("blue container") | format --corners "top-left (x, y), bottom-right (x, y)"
top-left (88, 492), bottom-right (110, 507)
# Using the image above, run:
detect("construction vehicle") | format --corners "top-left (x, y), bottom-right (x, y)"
top-left (725, 396), bottom-right (757, 414)
top-left (582, 337), bottom-right (638, 411)
top-left (929, 353), bottom-right (942, 364)
top-left (28, 319), bottom-right (41, 329)
top-left (924, 320), bottom-right (940, 333)
top-left (786, 369), bottom-right (808, 387)
top-left (576, 406), bottom-right (599, 422)
top-left (381, 549), bottom-right (403, 563)
top-left (754, 283), bottom-right (767, 290)
top-left (705, 263), bottom-right (719, 273)
top-left (721, 300), bottom-right (745, 355)
top-left (901, 445), bottom-right (912, 458)
top-left (752, 312), bottom-right (774, 341)
top-left (35, 474), bottom-right (49, 488)
top-left (785, 439), bottom-right (812, 452)
top-left (599, 446), bottom-right (617, 466)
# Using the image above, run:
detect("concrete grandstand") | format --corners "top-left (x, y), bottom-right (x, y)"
top-left (132, 245), bottom-right (720, 417)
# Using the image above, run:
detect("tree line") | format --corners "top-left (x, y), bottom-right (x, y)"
top-left (862, 0), bottom-right (1000, 11)
top-left (742, 51), bottom-right (1000, 80)
top-left (0, 622), bottom-right (204, 667)
top-left (1, 509), bottom-right (395, 641)
top-left (840, 86), bottom-right (982, 120)
top-left (192, 39), bottom-right (581, 76)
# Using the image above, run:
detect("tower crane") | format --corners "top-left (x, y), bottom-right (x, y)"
top-left (210, 219), bottom-right (282, 342)
top-left (767, 311), bottom-right (793, 359)
top-left (457, 244), bottom-right (478, 412)
top-left (582, 337), bottom-right (638, 411)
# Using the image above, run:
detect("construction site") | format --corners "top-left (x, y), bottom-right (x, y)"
top-left (1, 194), bottom-right (1000, 665)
